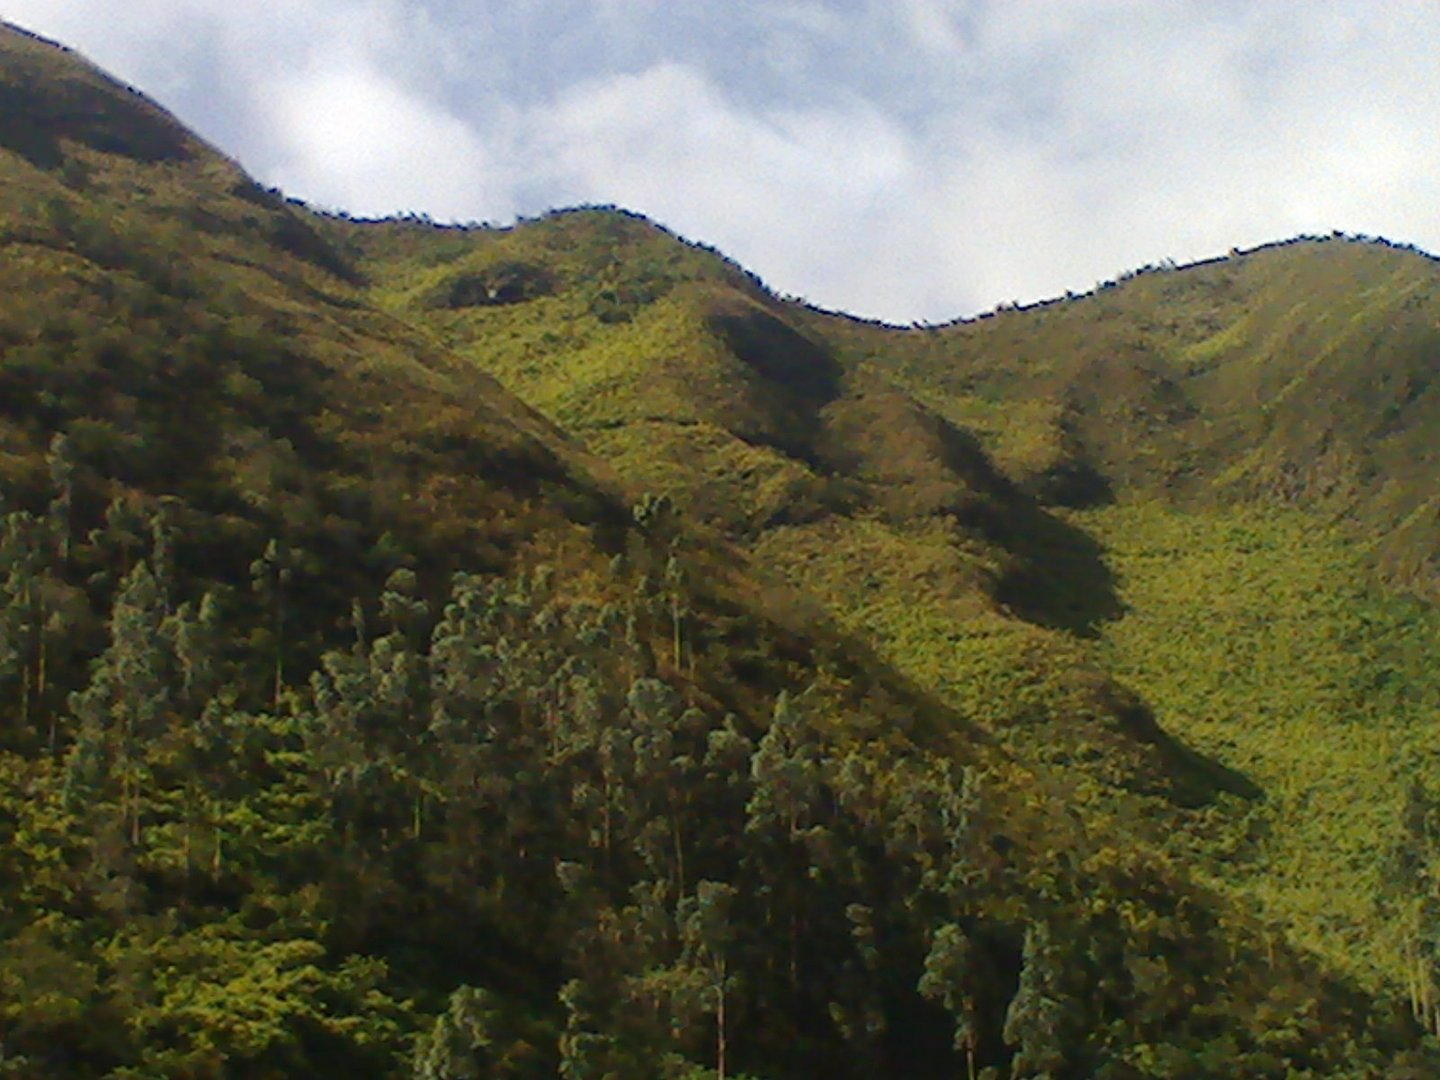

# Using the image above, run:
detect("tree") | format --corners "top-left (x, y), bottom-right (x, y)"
top-left (45, 432), bottom-right (74, 565)
top-left (90, 493), bottom-right (148, 585)
top-left (249, 538), bottom-right (296, 707)
top-left (745, 691), bottom-right (826, 993)
top-left (919, 922), bottom-right (979, 1080)
top-left (68, 562), bottom-right (171, 843)
top-left (1003, 922), bottom-right (1066, 1080)
top-left (0, 509), bottom-right (86, 746)
top-left (168, 591), bottom-right (224, 709)
top-left (825, 903), bottom-right (887, 1071)
top-left (558, 975), bottom-right (650, 1080)
top-left (632, 492), bottom-right (676, 535)
top-left (665, 552), bottom-right (688, 670)
top-left (627, 677), bottom-right (701, 891)
top-left (413, 986), bottom-right (498, 1080)
top-left (745, 692), bottom-right (822, 846)
top-left (677, 881), bottom-right (739, 1080)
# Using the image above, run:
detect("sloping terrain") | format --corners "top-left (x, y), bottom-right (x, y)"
top-left (341, 161), bottom-right (1440, 1033)
top-left (2, 19), bottom-right (1439, 1080)
top-left (344, 210), bottom-right (1238, 813)
top-left (818, 239), bottom-right (1440, 995)
top-left (830, 238), bottom-right (1440, 589)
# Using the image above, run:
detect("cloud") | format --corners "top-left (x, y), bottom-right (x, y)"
top-left (255, 59), bottom-right (503, 220)
top-left (899, 0), bottom-right (967, 54)
top-left (6, 1), bottom-right (1440, 321)
top-left (5, 0), bottom-right (511, 218)
top-left (878, 0), bottom-right (1440, 313)
top-left (530, 62), bottom-right (920, 314)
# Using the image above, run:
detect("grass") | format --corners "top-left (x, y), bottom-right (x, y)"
top-left (1078, 501), bottom-right (1440, 986)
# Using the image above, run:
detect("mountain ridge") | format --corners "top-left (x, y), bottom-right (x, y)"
top-left (338, 129), bottom-right (1440, 1004)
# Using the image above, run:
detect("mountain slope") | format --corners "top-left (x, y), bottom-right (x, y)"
top-left (833, 237), bottom-right (1440, 589)
top-left (2, 19), bottom-right (1439, 1080)
top-left (343, 210), bottom-right (1243, 814)
top-left (337, 170), bottom-right (1440, 1022)
top-left (807, 241), bottom-right (1440, 997)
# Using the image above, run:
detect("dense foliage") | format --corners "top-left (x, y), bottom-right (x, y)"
top-left (1, 481), bottom-right (1430, 1078)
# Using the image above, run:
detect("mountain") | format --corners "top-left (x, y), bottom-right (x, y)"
top-left (344, 195), bottom-right (1440, 999)
top-left (2, 20), bottom-right (1439, 1079)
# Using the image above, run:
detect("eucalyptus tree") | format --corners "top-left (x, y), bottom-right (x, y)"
top-left (67, 562), bottom-right (170, 844)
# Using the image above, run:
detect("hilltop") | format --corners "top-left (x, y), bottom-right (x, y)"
top-left (2, 19), bottom-right (1440, 1079)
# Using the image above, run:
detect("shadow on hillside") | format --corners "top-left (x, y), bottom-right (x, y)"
top-left (988, 499), bottom-right (1125, 638)
top-left (817, 396), bottom-right (1128, 638)
top-left (0, 86), bottom-right (63, 168)
top-left (1108, 689), bottom-right (1266, 806)
top-left (708, 308), bottom-right (844, 405)
top-left (0, 79), bottom-right (193, 168)
top-left (1161, 736), bottom-right (1267, 806)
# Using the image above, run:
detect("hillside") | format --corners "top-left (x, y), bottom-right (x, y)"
top-left (2, 19), bottom-right (1440, 1080)
top-left (340, 190), bottom-right (1440, 993)
top-left (825, 237), bottom-right (1440, 588)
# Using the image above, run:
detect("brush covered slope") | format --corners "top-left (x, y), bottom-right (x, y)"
top-left (1, 20), bottom-right (1439, 1080)
top-left (805, 240), bottom-right (1440, 989)
top-left (342, 163), bottom-right (1440, 1063)
top-left (344, 210), bottom-right (1234, 813)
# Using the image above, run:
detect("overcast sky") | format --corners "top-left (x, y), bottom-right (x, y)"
top-left (7, 1), bottom-right (1440, 322)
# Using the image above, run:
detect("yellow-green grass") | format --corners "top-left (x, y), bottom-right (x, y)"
top-left (1080, 501), bottom-right (1440, 986)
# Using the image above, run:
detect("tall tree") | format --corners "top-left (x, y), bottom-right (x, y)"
top-left (677, 881), bottom-right (739, 1080)
top-left (919, 922), bottom-right (979, 1080)
top-left (249, 538), bottom-right (296, 708)
top-left (45, 432), bottom-right (74, 566)
top-left (1003, 922), bottom-right (1067, 1080)
top-left (412, 986), bottom-right (498, 1080)
top-left (68, 562), bottom-right (171, 844)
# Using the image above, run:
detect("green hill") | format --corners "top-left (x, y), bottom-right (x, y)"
top-left (841, 237), bottom-right (1440, 589)
top-left (341, 175), bottom-right (1440, 1055)
top-left (329, 205), bottom-right (1440, 1065)
top-left (3, 19), bottom-right (1440, 1080)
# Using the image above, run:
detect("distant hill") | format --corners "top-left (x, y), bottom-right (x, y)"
top-left (863, 236), bottom-right (1440, 591)
top-left (2, 19), bottom-right (1439, 1079)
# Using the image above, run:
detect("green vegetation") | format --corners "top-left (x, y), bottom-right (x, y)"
top-left (1081, 503), bottom-right (1440, 986)
top-left (5, 17), bottom-right (1440, 1078)
top-left (354, 204), bottom-right (1440, 1072)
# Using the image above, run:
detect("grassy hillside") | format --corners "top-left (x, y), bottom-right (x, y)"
top-left (823, 237), bottom-right (1440, 591)
top-left (1079, 502), bottom-right (1440, 986)
top-left (4, 18), bottom-right (1440, 1079)
top-left (345, 211), bottom-right (1226, 812)
top-left (342, 166), bottom-right (1440, 1030)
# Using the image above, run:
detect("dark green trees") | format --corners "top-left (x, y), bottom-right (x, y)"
top-left (0, 469), bottom-right (1432, 1079)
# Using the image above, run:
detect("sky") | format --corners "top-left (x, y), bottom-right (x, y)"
top-left (6, 1), bottom-right (1440, 323)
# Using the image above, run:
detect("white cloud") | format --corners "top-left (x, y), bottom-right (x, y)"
top-left (530, 62), bottom-right (918, 312)
top-left (5, 0), bottom-right (511, 218)
top-left (898, 0), bottom-right (965, 54)
top-left (255, 60), bottom-right (503, 220)
top-left (4, 0), bottom-right (212, 95)
top-left (6, 1), bottom-right (1440, 321)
